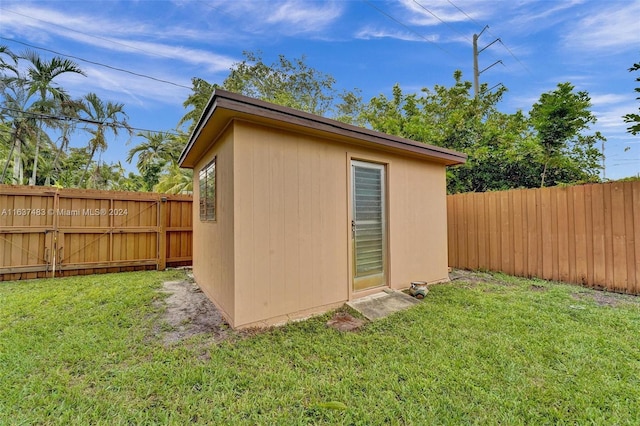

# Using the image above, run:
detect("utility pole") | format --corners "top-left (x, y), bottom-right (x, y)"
top-left (473, 25), bottom-right (503, 98)
top-left (473, 33), bottom-right (479, 98)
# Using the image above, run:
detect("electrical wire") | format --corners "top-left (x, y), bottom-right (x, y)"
top-left (361, 0), bottom-right (451, 55)
top-left (446, 0), bottom-right (531, 75)
top-left (0, 106), bottom-right (181, 136)
top-left (412, 0), bottom-right (471, 43)
top-left (446, 0), bottom-right (482, 27)
top-left (0, 37), bottom-right (192, 90)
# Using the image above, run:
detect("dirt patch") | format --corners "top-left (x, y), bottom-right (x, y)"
top-left (449, 269), bottom-right (514, 287)
top-left (449, 269), bottom-right (493, 284)
top-left (326, 311), bottom-right (366, 332)
top-left (530, 284), bottom-right (547, 292)
top-left (156, 279), bottom-right (230, 345)
top-left (571, 291), bottom-right (637, 308)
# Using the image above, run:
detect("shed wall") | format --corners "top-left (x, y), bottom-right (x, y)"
top-left (386, 155), bottom-right (449, 287)
top-left (231, 121), bottom-right (449, 327)
top-left (192, 129), bottom-right (236, 324)
top-left (232, 121), bottom-right (349, 327)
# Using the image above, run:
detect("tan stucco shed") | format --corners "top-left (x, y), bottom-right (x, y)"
top-left (179, 89), bottom-right (466, 329)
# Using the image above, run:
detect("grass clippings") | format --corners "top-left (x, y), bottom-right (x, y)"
top-left (1, 269), bottom-right (639, 424)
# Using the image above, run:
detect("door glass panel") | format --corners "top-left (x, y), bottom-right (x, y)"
top-left (352, 162), bottom-right (385, 290)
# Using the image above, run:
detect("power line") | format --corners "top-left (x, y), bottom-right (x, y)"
top-left (412, 0), bottom-right (471, 43)
top-left (0, 106), bottom-right (181, 136)
top-left (446, 0), bottom-right (481, 27)
top-left (362, 0), bottom-right (451, 55)
top-left (446, 0), bottom-right (531, 75)
top-left (0, 37), bottom-right (192, 90)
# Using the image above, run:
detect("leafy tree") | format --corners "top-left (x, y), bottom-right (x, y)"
top-left (179, 51), bottom-right (361, 132)
top-left (0, 84), bottom-right (38, 184)
top-left (78, 92), bottom-right (131, 187)
top-left (90, 161), bottom-right (136, 190)
top-left (179, 78), bottom-right (217, 134)
top-left (46, 98), bottom-right (84, 185)
top-left (360, 72), bottom-right (602, 192)
top-left (222, 51), bottom-right (336, 116)
top-left (1, 50), bottom-right (151, 189)
top-left (127, 131), bottom-right (171, 190)
top-left (154, 163), bottom-right (193, 194)
top-left (529, 82), bottom-right (603, 186)
top-left (109, 162), bottom-right (145, 192)
top-left (333, 88), bottom-right (366, 126)
top-left (0, 45), bottom-right (18, 76)
top-left (127, 130), bottom-right (186, 191)
top-left (56, 147), bottom-right (91, 187)
top-left (361, 72), bottom-right (523, 192)
top-left (1, 49), bottom-right (28, 184)
top-left (623, 60), bottom-right (640, 135)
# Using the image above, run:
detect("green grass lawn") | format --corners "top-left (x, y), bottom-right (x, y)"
top-left (1, 270), bottom-right (639, 425)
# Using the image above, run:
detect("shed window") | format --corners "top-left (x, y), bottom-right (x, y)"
top-left (199, 157), bottom-right (216, 221)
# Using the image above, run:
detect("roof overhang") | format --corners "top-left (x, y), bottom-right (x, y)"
top-left (179, 89), bottom-right (467, 169)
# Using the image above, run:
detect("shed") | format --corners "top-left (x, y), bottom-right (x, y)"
top-left (179, 89), bottom-right (466, 329)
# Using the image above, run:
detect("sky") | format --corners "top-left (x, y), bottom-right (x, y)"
top-left (1, 0), bottom-right (639, 180)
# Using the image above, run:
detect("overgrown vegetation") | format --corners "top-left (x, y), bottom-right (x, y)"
top-left (623, 57), bottom-right (640, 136)
top-left (1, 270), bottom-right (639, 424)
top-left (2, 47), bottom-right (618, 193)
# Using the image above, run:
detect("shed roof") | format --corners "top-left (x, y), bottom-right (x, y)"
top-left (179, 89), bottom-right (467, 168)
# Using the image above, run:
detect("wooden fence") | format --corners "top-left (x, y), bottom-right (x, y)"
top-left (0, 185), bottom-right (192, 281)
top-left (447, 181), bottom-right (640, 294)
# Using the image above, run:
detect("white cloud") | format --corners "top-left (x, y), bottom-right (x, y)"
top-left (212, 0), bottom-right (343, 35)
top-left (0, 4), bottom-right (237, 78)
top-left (397, 0), bottom-right (486, 27)
top-left (1, 5), bottom-right (149, 40)
top-left (590, 93), bottom-right (629, 106)
top-left (563, 2), bottom-right (640, 53)
top-left (266, 0), bottom-right (343, 30)
top-left (593, 103), bottom-right (637, 129)
top-left (355, 26), bottom-right (437, 43)
top-left (57, 65), bottom-right (191, 108)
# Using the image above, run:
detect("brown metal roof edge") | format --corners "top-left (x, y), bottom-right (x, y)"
top-left (180, 89), bottom-right (467, 166)
top-left (178, 89), bottom-right (220, 166)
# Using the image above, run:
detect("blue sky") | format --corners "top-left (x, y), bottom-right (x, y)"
top-left (1, 0), bottom-right (639, 179)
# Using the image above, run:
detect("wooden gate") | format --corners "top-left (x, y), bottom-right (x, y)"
top-left (0, 186), bottom-right (192, 281)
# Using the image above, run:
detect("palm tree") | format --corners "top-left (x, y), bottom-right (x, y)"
top-left (78, 92), bottom-right (131, 187)
top-left (127, 131), bottom-right (171, 167)
top-left (154, 163), bottom-right (193, 194)
top-left (178, 77), bottom-right (216, 134)
top-left (0, 45), bottom-right (18, 85)
top-left (126, 131), bottom-right (172, 190)
top-left (0, 84), bottom-right (38, 184)
top-left (22, 50), bottom-right (85, 185)
top-left (46, 98), bottom-right (84, 185)
top-left (1, 45), bottom-right (23, 183)
top-left (127, 130), bottom-right (188, 190)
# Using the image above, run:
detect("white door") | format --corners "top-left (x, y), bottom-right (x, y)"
top-left (351, 160), bottom-right (386, 291)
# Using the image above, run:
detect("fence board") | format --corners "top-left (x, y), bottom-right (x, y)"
top-left (572, 186), bottom-right (588, 284)
top-left (557, 187), bottom-right (570, 283)
top-left (512, 190), bottom-right (524, 276)
top-left (448, 181), bottom-right (640, 295)
top-left (632, 184), bottom-right (640, 295)
top-left (0, 185), bottom-right (192, 281)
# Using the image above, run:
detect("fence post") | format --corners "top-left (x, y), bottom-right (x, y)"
top-left (158, 196), bottom-right (167, 270)
top-left (51, 189), bottom-right (60, 278)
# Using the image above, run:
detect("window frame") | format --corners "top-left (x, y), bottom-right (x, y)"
top-left (199, 157), bottom-right (216, 221)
